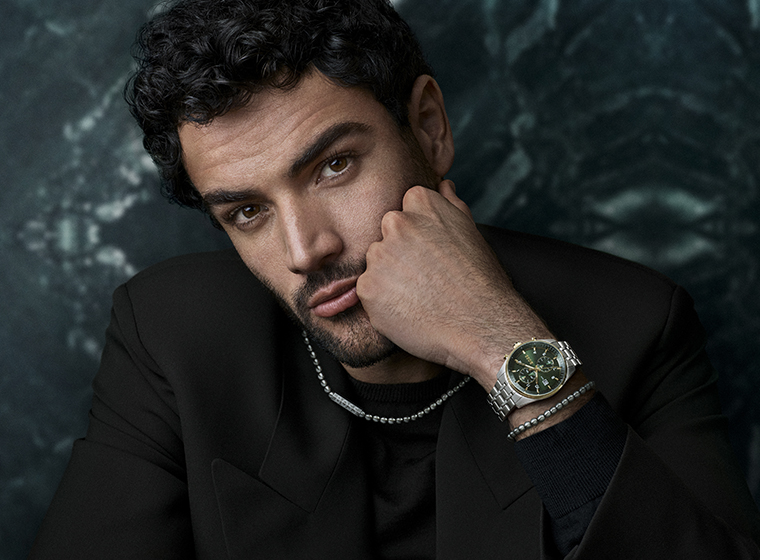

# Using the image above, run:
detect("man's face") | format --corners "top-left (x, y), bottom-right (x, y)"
top-left (179, 72), bottom-right (438, 368)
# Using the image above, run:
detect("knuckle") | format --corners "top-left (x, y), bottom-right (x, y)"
top-left (381, 209), bottom-right (405, 230)
top-left (403, 185), bottom-right (429, 205)
top-left (356, 269), bottom-right (378, 300)
top-left (355, 272), bottom-right (368, 295)
top-left (364, 240), bottom-right (380, 259)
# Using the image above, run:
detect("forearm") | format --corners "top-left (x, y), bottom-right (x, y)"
top-left (513, 392), bottom-right (627, 556)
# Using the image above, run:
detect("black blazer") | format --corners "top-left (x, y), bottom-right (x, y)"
top-left (30, 226), bottom-right (760, 559)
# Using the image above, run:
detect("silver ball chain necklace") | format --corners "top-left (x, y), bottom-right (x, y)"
top-left (301, 331), bottom-right (470, 424)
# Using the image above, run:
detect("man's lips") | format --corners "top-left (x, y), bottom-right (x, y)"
top-left (307, 277), bottom-right (361, 318)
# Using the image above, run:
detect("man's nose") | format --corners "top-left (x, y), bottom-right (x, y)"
top-left (280, 202), bottom-right (343, 274)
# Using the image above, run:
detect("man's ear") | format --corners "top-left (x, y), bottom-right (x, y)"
top-left (407, 75), bottom-right (455, 179)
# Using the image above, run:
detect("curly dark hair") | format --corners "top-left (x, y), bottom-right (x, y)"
top-left (125, 0), bottom-right (434, 214)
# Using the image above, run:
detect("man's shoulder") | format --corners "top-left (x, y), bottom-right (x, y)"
top-left (127, 248), bottom-right (248, 283)
top-left (477, 225), bottom-right (684, 354)
top-left (122, 248), bottom-right (262, 295)
top-left (477, 224), bottom-right (676, 297)
top-left (112, 249), bottom-right (286, 365)
top-left (117, 248), bottom-right (275, 320)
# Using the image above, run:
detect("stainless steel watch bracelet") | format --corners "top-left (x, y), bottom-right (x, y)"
top-left (487, 373), bottom-right (519, 422)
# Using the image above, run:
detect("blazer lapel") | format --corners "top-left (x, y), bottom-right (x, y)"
top-left (257, 333), bottom-right (354, 511)
top-left (436, 378), bottom-right (543, 558)
top-left (213, 326), bottom-right (374, 558)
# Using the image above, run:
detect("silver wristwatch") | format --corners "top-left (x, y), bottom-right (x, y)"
top-left (487, 339), bottom-right (581, 421)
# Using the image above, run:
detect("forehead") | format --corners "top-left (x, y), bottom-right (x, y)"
top-left (178, 73), bottom-right (396, 190)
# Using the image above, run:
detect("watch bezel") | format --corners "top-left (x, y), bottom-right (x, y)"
top-left (506, 340), bottom-right (569, 400)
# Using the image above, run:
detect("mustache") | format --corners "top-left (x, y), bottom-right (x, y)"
top-left (292, 258), bottom-right (367, 313)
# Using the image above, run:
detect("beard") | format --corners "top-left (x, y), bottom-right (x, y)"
top-left (264, 258), bottom-right (400, 369)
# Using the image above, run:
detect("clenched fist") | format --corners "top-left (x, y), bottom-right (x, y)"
top-left (356, 180), bottom-right (553, 390)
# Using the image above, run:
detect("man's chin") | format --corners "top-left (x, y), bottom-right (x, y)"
top-left (262, 269), bottom-right (399, 368)
top-left (301, 305), bottom-right (400, 369)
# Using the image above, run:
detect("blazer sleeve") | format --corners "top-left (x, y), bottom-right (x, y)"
top-left (549, 285), bottom-right (760, 559)
top-left (28, 283), bottom-right (195, 559)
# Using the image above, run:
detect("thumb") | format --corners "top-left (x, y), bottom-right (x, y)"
top-left (437, 179), bottom-right (474, 220)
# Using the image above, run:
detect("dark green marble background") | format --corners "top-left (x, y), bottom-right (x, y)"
top-left (1, 0), bottom-right (758, 557)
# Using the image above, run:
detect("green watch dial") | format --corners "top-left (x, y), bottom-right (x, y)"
top-left (507, 341), bottom-right (568, 398)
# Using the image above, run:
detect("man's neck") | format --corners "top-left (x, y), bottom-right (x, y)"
top-left (342, 351), bottom-right (444, 385)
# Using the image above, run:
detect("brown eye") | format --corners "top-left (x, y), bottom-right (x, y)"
top-left (241, 205), bottom-right (261, 219)
top-left (319, 155), bottom-right (353, 181)
top-left (328, 157), bottom-right (348, 173)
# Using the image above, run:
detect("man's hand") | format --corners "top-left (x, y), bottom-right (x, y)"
top-left (356, 180), bottom-right (553, 391)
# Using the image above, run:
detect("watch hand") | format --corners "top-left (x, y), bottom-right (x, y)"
top-left (516, 360), bottom-right (538, 371)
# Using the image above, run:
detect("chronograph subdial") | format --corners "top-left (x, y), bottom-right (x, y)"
top-left (517, 368), bottom-right (537, 386)
top-left (536, 355), bottom-right (560, 373)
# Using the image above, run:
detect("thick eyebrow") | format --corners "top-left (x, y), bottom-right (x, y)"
top-left (202, 186), bottom-right (265, 208)
top-left (287, 121), bottom-right (371, 178)
top-left (201, 121), bottom-right (371, 210)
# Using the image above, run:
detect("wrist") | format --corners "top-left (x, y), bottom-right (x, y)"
top-left (444, 288), bottom-right (553, 391)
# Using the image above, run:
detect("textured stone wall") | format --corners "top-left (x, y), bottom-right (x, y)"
top-left (1, 0), bottom-right (758, 557)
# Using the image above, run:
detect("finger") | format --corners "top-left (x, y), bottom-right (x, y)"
top-left (437, 179), bottom-right (474, 220)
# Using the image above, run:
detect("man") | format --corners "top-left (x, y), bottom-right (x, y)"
top-left (30, 0), bottom-right (760, 558)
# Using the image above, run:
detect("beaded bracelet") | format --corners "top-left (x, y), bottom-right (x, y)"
top-left (506, 381), bottom-right (596, 441)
